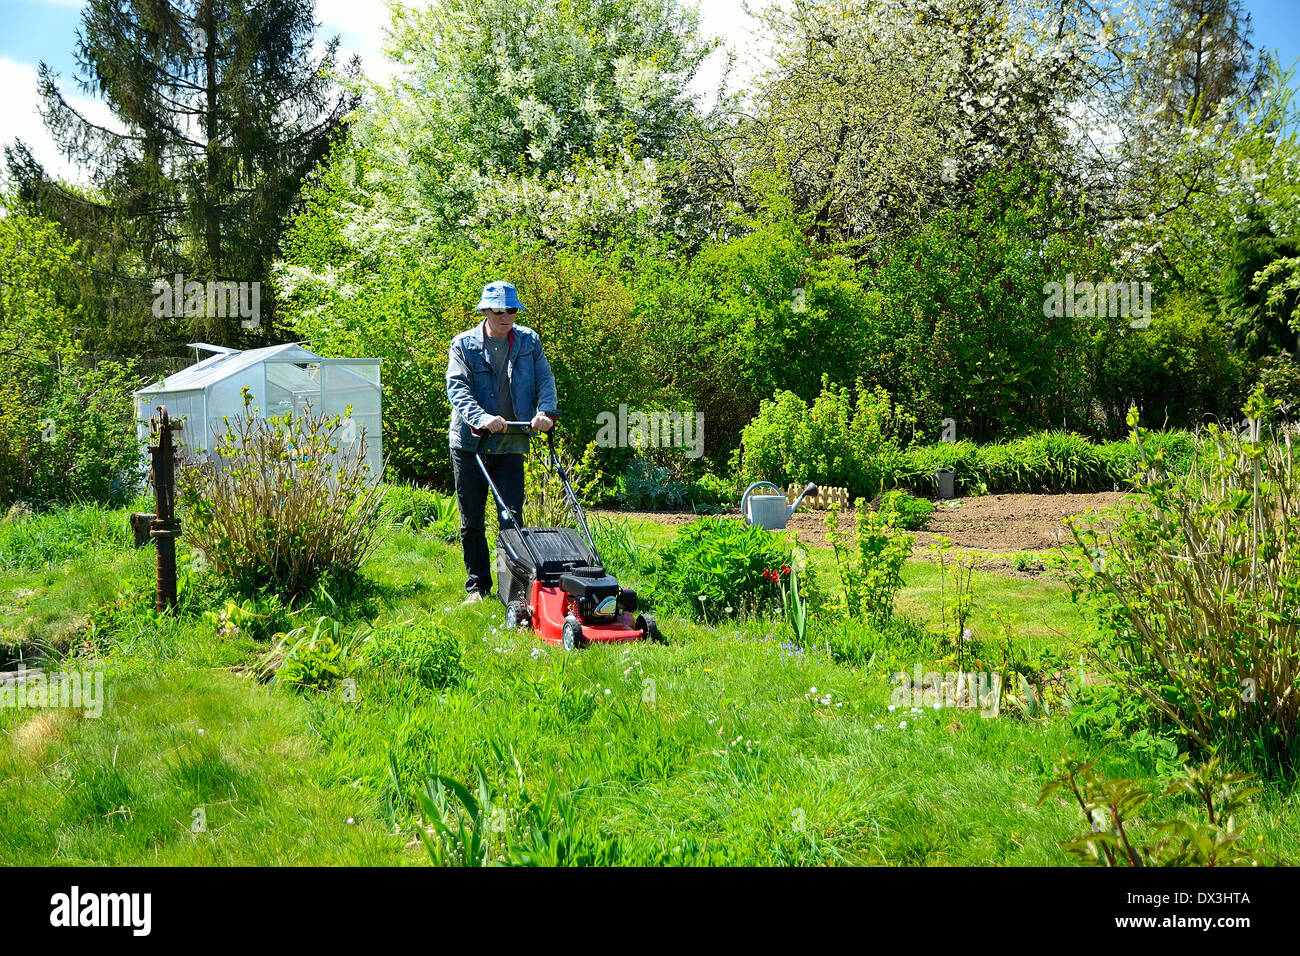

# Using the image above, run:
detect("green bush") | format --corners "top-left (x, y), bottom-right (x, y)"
top-left (737, 376), bottom-right (913, 499)
top-left (604, 456), bottom-right (732, 513)
top-left (865, 164), bottom-right (1105, 441)
top-left (655, 518), bottom-right (795, 622)
top-left (0, 213), bottom-right (143, 509)
top-left (13, 359), bottom-right (145, 509)
top-left (1252, 352), bottom-right (1300, 409)
top-left (177, 394), bottom-right (387, 596)
top-left (1066, 681), bottom-right (1183, 776)
top-left (687, 472), bottom-right (734, 511)
top-left (877, 489), bottom-right (934, 530)
top-left (654, 217), bottom-right (882, 450)
top-left (615, 458), bottom-right (689, 511)
top-left (1039, 757), bottom-right (1272, 866)
top-left (825, 506), bottom-right (912, 623)
top-left (1086, 292), bottom-right (1243, 436)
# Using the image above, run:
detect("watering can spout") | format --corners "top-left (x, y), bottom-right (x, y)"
top-left (787, 482), bottom-right (818, 519)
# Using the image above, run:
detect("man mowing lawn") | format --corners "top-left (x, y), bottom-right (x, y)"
top-left (446, 280), bottom-right (560, 603)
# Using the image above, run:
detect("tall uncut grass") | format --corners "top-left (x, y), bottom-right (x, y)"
top-left (0, 502), bottom-right (135, 572)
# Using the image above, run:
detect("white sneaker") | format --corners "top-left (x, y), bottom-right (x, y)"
top-left (461, 592), bottom-right (484, 605)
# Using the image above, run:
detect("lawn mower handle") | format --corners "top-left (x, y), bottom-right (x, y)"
top-left (468, 420), bottom-right (603, 571)
top-left (470, 420), bottom-right (550, 454)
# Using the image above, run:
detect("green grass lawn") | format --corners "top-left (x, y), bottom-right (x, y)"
top-left (1, 508), bottom-right (1295, 865)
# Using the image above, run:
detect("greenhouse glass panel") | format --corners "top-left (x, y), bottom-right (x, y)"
top-left (131, 344), bottom-right (383, 479)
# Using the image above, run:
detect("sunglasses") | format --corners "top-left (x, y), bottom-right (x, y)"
top-left (487, 307), bottom-right (518, 315)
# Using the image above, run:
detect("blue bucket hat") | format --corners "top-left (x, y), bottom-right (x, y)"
top-left (475, 280), bottom-right (526, 312)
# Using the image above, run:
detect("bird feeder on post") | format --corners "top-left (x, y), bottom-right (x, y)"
top-left (147, 406), bottom-right (182, 613)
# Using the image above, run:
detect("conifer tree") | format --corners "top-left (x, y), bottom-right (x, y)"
top-left (5, 0), bottom-right (359, 351)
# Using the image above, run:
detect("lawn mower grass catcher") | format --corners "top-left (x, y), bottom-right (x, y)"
top-left (474, 422), bottom-right (662, 650)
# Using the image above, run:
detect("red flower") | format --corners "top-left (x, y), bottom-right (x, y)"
top-left (781, 565), bottom-right (791, 576)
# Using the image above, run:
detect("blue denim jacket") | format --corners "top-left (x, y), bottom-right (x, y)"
top-left (447, 321), bottom-right (560, 452)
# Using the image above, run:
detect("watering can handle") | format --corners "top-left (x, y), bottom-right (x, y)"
top-left (741, 481), bottom-right (782, 524)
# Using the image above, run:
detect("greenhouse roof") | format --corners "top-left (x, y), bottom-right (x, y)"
top-left (135, 343), bottom-right (323, 395)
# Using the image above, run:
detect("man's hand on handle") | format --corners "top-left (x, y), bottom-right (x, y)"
top-left (476, 414), bottom-right (552, 435)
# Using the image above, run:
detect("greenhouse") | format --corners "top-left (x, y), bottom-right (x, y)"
top-left (132, 343), bottom-right (383, 476)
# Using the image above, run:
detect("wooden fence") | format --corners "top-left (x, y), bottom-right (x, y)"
top-left (785, 484), bottom-right (850, 510)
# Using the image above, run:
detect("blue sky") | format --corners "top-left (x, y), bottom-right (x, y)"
top-left (1, 0), bottom-right (1297, 184)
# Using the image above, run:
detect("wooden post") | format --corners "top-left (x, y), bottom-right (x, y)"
top-left (148, 407), bottom-right (182, 613)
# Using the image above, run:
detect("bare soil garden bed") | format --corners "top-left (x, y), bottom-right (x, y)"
top-left (592, 491), bottom-right (1140, 574)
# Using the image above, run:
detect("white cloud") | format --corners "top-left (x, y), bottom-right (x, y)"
top-left (687, 0), bottom-right (772, 109)
top-left (0, 55), bottom-right (122, 187)
top-left (315, 0), bottom-right (397, 85)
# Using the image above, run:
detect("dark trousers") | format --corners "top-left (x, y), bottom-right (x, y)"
top-left (451, 449), bottom-right (525, 596)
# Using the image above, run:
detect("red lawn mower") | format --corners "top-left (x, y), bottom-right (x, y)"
top-left (473, 422), bottom-right (662, 650)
